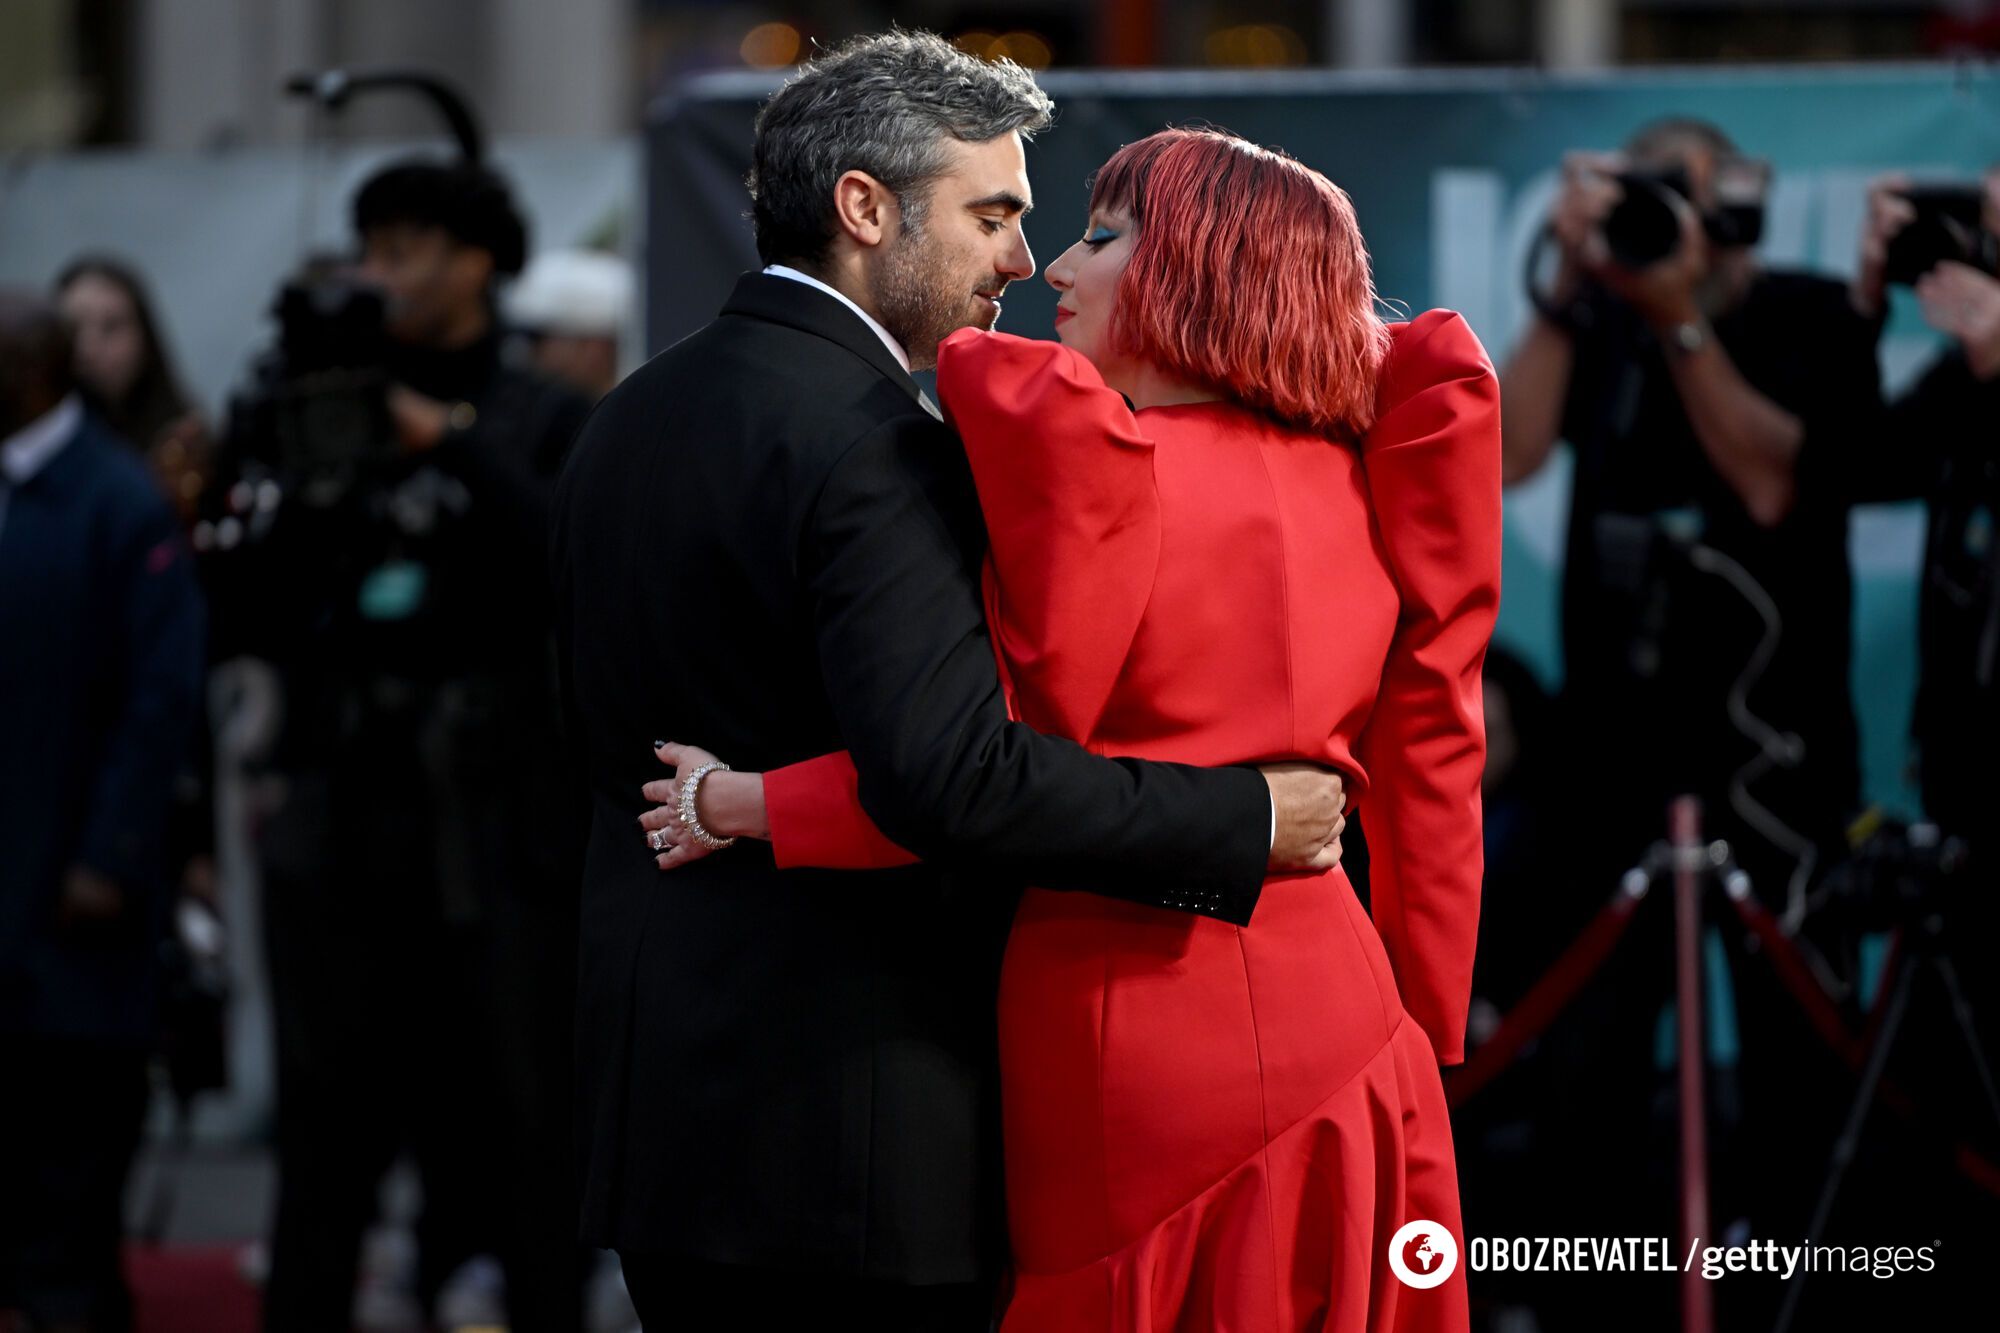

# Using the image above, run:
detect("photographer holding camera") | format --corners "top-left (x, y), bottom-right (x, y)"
top-left (1851, 168), bottom-right (2000, 843)
top-left (1499, 118), bottom-right (1881, 1265)
top-left (217, 159), bottom-right (592, 1331)
top-left (1846, 170), bottom-right (2000, 1110)
top-left (1503, 117), bottom-right (1877, 894)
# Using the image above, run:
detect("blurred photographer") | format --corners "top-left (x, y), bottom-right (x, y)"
top-left (1833, 169), bottom-right (2000, 1266)
top-left (1850, 168), bottom-right (2000, 845)
top-left (1498, 119), bottom-right (1882, 1268)
top-left (1502, 117), bottom-right (1877, 895)
top-left (217, 159), bottom-right (592, 1332)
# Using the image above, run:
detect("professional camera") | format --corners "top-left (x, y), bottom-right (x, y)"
top-left (1602, 158), bottom-right (1768, 268)
top-left (1884, 182), bottom-right (1999, 286)
top-left (1817, 819), bottom-right (1967, 930)
top-left (208, 69), bottom-right (499, 531)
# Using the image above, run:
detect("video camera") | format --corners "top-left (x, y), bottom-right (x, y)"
top-left (1884, 182), bottom-right (1998, 286)
top-left (214, 70), bottom-right (490, 520)
top-left (223, 271), bottom-right (398, 512)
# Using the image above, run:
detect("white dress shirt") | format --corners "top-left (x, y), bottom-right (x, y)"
top-left (763, 265), bottom-right (911, 374)
top-left (1, 393), bottom-right (82, 485)
top-left (0, 393), bottom-right (84, 539)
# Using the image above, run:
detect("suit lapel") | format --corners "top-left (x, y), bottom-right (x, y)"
top-left (720, 273), bottom-right (930, 413)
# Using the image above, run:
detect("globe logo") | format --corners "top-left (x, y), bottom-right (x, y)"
top-left (1388, 1219), bottom-right (1459, 1289)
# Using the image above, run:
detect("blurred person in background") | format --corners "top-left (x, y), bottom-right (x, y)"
top-left (55, 256), bottom-right (225, 1103)
top-left (1497, 117), bottom-right (1880, 1318)
top-left (504, 248), bottom-right (634, 401)
top-left (55, 257), bottom-right (212, 526)
top-left (1501, 115), bottom-right (1875, 898)
top-left (1449, 648), bottom-right (1567, 1316)
top-left (0, 290), bottom-right (205, 1333)
top-left (1847, 168), bottom-right (2000, 1137)
top-left (212, 159), bottom-right (593, 1332)
top-left (1469, 648), bottom-right (1560, 1019)
top-left (1851, 167), bottom-right (2000, 852)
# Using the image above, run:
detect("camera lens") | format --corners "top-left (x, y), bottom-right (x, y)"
top-left (1603, 177), bottom-right (1685, 269)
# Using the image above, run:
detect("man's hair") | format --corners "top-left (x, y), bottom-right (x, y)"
top-left (353, 158), bottom-right (529, 276)
top-left (0, 288), bottom-right (75, 420)
top-left (747, 30), bottom-right (1054, 268)
top-left (1088, 128), bottom-right (1390, 442)
top-left (1625, 116), bottom-right (1739, 163)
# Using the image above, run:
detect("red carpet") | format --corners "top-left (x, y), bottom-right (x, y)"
top-left (126, 1243), bottom-right (261, 1333)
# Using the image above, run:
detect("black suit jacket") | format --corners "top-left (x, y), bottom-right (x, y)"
top-left (551, 273), bottom-right (1271, 1279)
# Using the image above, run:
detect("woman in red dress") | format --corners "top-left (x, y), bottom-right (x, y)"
top-left (642, 128), bottom-right (1500, 1332)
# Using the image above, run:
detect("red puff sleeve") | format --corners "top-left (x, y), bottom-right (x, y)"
top-left (766, 330), bottom-right (1165, 871)
top-left (1354, 309), bottom-right (1503, 1067)
top-left (935, 327), bottom-right (1162, 742)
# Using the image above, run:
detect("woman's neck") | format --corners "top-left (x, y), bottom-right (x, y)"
top-left (1121, 361), bottom-right (1224, 412)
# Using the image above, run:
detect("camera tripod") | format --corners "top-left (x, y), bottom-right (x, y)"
top-left (1449, 797), bottom-right (2000, 1333)
top-left (1771, 833), bottom-right (2000, 1333)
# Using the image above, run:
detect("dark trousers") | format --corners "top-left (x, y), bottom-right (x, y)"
top-left (258, 766), bottom-right (586, 1333)
top-left (0, 1037), bottom-right (150, 1332)
top-left (619, 1252), bottom-right (996, 1332)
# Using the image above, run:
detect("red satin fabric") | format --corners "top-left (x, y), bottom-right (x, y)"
top-left (765, 312), bottom-right (1500, 1330)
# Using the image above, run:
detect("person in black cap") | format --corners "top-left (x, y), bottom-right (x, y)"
top-left (225, 157), bottom-right (592, 1332)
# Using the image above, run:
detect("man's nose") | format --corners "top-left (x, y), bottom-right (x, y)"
top-left (1001, 229), bottom-right (1034, 282)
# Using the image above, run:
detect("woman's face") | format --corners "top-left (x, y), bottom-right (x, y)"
top-left (1045, 206), bottom-right (1139, 389)
top-left (60, 273), bottom-right (147, 403)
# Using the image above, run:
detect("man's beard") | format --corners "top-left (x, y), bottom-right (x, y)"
top-left (873, 220), bottom-right (1003, 371)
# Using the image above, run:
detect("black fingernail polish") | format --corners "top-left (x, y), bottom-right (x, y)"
top-left (653, 739), bottom-right (666, 749)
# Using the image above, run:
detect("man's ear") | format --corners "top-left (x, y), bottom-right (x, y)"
top-left (831, 170), bottom-right (896, 250)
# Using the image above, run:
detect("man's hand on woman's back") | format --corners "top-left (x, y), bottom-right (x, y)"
top-left (1261, 763), bottom-right (1347, 873)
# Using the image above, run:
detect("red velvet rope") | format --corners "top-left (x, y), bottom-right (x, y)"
top-left (1444, 887), bottom-right (1642, 1107)
top-left (1443, 878), bottom-right (2000, 1199)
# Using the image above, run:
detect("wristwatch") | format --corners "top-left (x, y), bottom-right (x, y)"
top-left (1661, 318), bottom-right (1710, 358)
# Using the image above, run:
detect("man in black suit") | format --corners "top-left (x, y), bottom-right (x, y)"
top-left (552, 32), bottom-right (1346, 1329)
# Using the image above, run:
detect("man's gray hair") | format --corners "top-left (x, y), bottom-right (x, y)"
top-left (748, 30), bottom-right (1054, 268)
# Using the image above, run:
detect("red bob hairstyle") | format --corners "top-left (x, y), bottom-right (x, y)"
top-left (1089, 128), bottom-right (1390, 441)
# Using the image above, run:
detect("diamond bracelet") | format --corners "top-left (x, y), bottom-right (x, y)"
top-left (678, 761), bottom-right (738, 852)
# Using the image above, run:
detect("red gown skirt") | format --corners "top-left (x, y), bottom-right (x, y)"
top-left (997, 868), bottom-right (1468, 1332)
